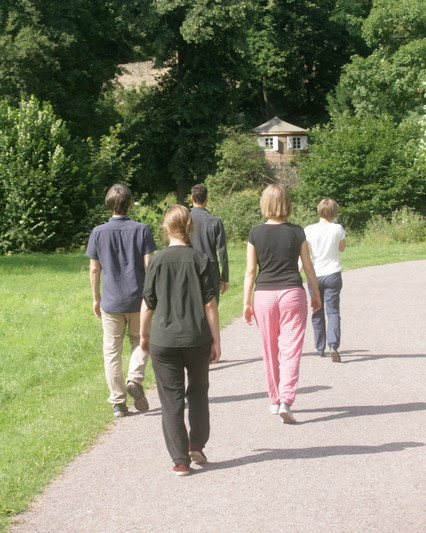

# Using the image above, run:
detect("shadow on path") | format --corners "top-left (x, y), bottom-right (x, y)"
top-left (210, 386), bottom-right (332, 405)
top-left (209, 357), bottom-right (263, 372)
top-left (190, 442), bottom-right (425, 474)
top-left (341, 353), bottom-right (426, 363)
top-left (296, 402), bottom-right (426, 424)
top-left (303, 351), bottom-right (425, 364)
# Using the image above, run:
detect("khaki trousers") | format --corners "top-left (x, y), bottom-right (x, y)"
top-left (101, 311), bottom-right (149, 404)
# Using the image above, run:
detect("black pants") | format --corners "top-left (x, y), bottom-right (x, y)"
top-left (150, 342), bottom-right (211, 466)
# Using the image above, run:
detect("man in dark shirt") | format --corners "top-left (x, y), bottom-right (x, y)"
top-left (86, 184), bottom-right (157, 418)
top-left (190, 184), bottom-right (229, 302)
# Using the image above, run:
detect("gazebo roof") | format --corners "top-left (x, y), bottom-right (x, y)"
top-left (252, 116), bottom-right (307, 134)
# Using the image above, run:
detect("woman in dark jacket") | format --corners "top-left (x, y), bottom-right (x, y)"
top-left (140, 205), bottom-right (221, 476)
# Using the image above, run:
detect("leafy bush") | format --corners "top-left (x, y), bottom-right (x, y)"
top-left (289, 203), bottom-right (319, 228)
top-left (0, 97), bottom-right (85, 253)
top-left (363, 207), bottom-right (426, 244)
top-left (208, 189), bottom-right (263, 243)
top-left (205, 127), bottom-right (273, 197)
top-left (0, 98), bottom-right (146, 253)
top-left (295, 113), bottom-right (426, 230)
top-left (129, 192), bottom-right (178, 248)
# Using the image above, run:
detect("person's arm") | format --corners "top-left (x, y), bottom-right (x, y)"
top-left (243, 242), bottom-right (257, 325)
top-left (144, 252), bottom-right (153, 270)
top-left (339, 238), bottom-right (346, 252)
top-left (298, 237), bottom-right (311, 272)
top-left (299, 241), bottom-right (321, 313)
top-left (140, 300), bottom-right (154, 354)
top-left (89, 259), bottom-right (102, 318)
top-left (216, 219), bottom-right (229, 294)
top-left (204, 297), bottom-right (221, 363)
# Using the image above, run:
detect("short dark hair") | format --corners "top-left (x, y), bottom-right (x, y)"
top-left (105, 184), bottom-right (132, 215)
top-left (191, 184), bottom-right (208, 204)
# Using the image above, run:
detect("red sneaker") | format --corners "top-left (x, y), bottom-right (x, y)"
top-left (189, 445), bottom-right (207, 463)
top-left (173, 464), bottom-right (190, 476)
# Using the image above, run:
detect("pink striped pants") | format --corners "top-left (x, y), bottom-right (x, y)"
top-left (254, 288), bottom-right (308, 406)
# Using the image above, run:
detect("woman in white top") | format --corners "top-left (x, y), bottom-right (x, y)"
top-left (304, 199), bottom-right (346, 362)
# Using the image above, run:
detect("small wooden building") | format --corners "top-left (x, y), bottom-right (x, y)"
top-left (253, 116), bottom-right (308, 163)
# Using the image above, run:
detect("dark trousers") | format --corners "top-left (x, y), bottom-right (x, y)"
top-left (209, 260), bottom-right (221, 304)
top-left (150, 342), bottom-right (211, 466)
top-left (308, 272), bottom-right (343, 352)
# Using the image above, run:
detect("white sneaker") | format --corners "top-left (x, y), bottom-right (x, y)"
top-left (279, 403), bottom-right (296, 424)
top-left (269, 404), bottom-right (280, 415)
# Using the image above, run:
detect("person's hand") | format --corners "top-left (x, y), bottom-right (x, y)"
top-left (311, 295), bottom-right (322, 314)
top-left (93, 301), bottom-right (101, 319)
top-left (244, 304), bottom-right (255, 325)
top-left (220, 281), bottom-right (229, 295)
top-left (140, 335), bottom-right (150, 354)
top-left (209, 340), bottom-right (221, 364)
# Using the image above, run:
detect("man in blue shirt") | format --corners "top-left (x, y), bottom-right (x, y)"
top-left (86, 184), bottom-right (157, 417)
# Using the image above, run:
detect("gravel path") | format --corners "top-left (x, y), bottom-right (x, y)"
top-left (11, 261), bottom-right (426, 533)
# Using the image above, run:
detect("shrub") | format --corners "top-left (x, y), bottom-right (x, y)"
top-left (295, 113), bottom-right (425, 231)
top-left (0, 97), bottom-right (84, 253)
top-left (129, 192), bottom-right (178, 248)
top-left (0, 98), bottom-right (147, 253)
top-left (205, 127), bottom-right (273, 197)
top-left (208, 189), bottom-right (263, 243)
top-left (289, 203), bottom-right (318, 228)
top-left (363, 207), bottom-right (426, 244)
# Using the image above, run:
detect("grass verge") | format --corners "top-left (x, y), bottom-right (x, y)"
top-left (1, 241), bottom-right (425, 531)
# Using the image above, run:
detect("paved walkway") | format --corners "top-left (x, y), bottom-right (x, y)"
top-left (11, 261), bottom-right (426, 533)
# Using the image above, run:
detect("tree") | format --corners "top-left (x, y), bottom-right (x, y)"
top-left (239, 0), bottom-right (372, 127)
top-left (328, 0), bottom-right (426, 121)
top-left (114, 0), bottom-right (254, 200)
top-left (0, 0), bottom-right (126, 136)
top-left (295, 113), bottom-right (425, 229)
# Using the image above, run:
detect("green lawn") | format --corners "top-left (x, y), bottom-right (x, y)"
top-left (1, 241), bottom-right (425, 531)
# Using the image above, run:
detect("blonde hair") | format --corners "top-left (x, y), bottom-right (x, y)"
top-left (162, 204), bottom-right (192, 245)
top-left (317, 198), bottom-right (338, 221)
top-left (260, 184), bottom-right (292, 220)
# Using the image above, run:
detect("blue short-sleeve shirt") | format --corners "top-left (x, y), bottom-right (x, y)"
top-left (86, 216), bottom-right (157, 313)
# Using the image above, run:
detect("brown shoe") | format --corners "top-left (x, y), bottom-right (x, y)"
top-left (173, 464), bottom-right (190, 476)
top-left (330, 348), bottom-right (341, 362)
top-left (126, 381), bottom-right (149, 412)
top-left (189, 445), bottom-right (208, 463)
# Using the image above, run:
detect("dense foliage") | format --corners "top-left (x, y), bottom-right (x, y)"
top-left (296, 114), bottom-right (425, 229)
top-left (0, 97), bottom-right (82, 252)
top-left (0, 0), bottom-right (126, 136)
top-left (297, 0), bottom-right (426, 228)
top-left (0, 0), bottom-right (424, 251)
top-left (0, 98), bottom-right (136, 252)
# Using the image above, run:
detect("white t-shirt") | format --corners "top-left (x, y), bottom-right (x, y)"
top-left (304, 222), bottom-right (346, 277)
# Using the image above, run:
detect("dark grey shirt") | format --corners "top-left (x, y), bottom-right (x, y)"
top-left (143, 245), bottom-right (215, 347)
top-left (86, 216), bottom-right (157, 313)
top-left (190, 207), bottom-right (229, 291)
top-left (248, 223), bottom-right (305, 291)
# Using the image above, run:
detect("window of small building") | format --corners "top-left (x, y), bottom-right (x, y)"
top-left (258, 136), bottom-right (278, 150)
top-left (287, 136), bottom-right (307, 150)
